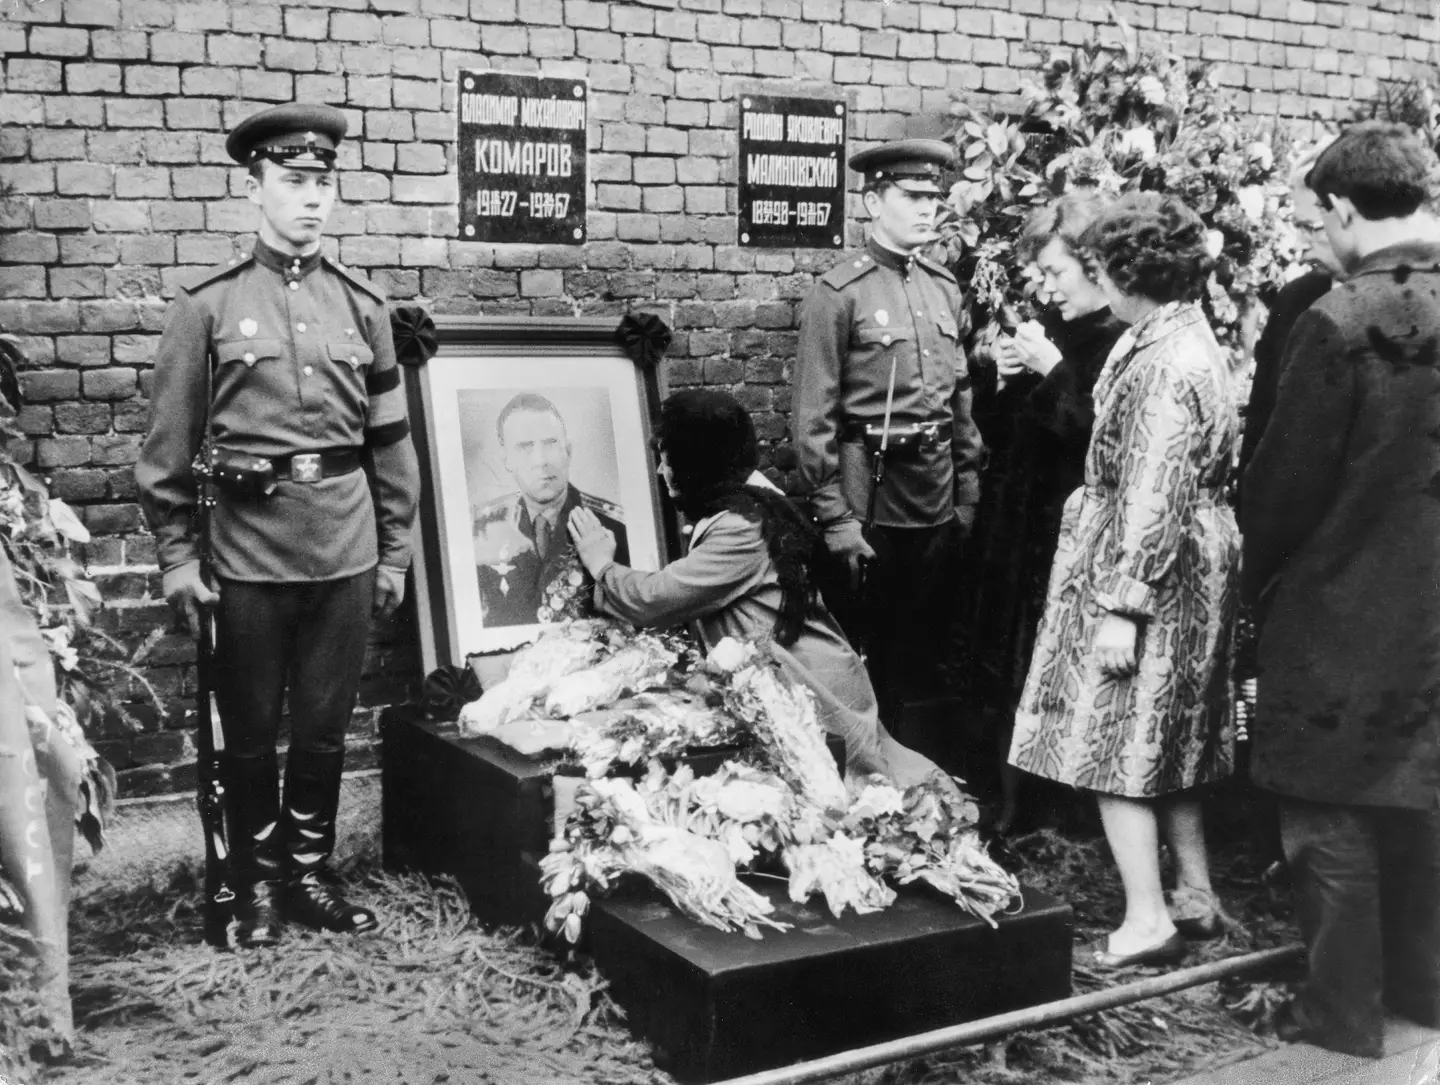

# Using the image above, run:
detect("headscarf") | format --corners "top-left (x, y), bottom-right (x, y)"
top-left (655, 390), bottom-right (818, 646)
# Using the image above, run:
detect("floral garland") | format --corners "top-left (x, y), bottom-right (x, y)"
top-left (938, 6), bottom-right (1306, 368)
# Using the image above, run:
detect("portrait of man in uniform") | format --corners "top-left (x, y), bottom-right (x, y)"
top-left (467, 391), bottom-right (629, 628)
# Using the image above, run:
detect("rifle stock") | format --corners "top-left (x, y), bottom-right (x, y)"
top-left (193, 457), bottom-right (234, 948)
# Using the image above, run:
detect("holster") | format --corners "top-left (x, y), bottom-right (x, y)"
top-left (848, 421), bottom-right (949, 463)
top-left (204, 447), bottom-right (278, 501)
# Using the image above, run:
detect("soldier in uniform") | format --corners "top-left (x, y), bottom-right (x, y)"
top-left (473, 393), bottom-right (628, 627)
top-left (792, 139), bottom-right (984, 766)
top-left (136, 104), bottom-right (420, 946)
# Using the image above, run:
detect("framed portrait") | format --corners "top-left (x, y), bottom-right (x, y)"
top-left (405, 317), bottom-right (674, 672)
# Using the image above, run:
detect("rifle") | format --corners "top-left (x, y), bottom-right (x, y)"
top-left (191, 387), bottom-right (235, 948)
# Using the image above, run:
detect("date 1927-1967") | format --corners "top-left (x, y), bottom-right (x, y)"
top-left (751, 200), bottom-right (831, 227)
top-left (475, 191), bottom-right (572, 218)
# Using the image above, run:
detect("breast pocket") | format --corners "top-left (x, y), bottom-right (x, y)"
top-left (936, 313), bottom-right (960, 342)
top-left (327, 341), bottom-right (374, 374)
top-left (853, 325), bottom-right (912, 350)
top-left (215, 338), bottom-right (284, 369)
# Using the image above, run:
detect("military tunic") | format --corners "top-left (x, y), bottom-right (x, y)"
top-left (473, 484), bottom-right (628, 628)
top-left (793, 238), bottom-right (984, 529)
top-left (136, 241), bottom-right (419, 583)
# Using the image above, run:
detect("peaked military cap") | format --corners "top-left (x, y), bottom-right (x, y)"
top-left (226, 103), bottom-right (347, 171)
top-left (849, 139), bottom-right (956, 195)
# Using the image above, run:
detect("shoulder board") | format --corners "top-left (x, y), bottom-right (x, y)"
top-left (322, 255), bottom-right (386, 303)
top-left (914, 253), bottom-right (958, 284)
top-left (180, 255), bottom-right (252, 294)
top-left (579, 490), bottom-right (625, 522)
top-left (820, 253), bottom-right (879, 291)
top-left (474, 494), bottom-right (520, 525)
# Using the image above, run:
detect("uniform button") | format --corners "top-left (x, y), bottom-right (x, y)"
top-left (303, 365), bottom-right (313, 375)
top-left (350, 355), bottom-right (358, 365)
top-left (881, 334), bottom-right (891, 345)
top-left (923, 349), bottom-right (930, 357)
top-left (243, 352), bottom-right (255, 363)
top-left (345, 328), bottom-right (355, 336)
top-left (915, 310), bottom-right (923, 316)
top-left (297, 322), bottom-right (306, 332)
top-left (854, 260), bottom-right (863, 268)
top-left (289, 281), bottom-right (299, 291)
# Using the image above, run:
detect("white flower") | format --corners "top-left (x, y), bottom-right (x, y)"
top-left (852, 783), bottom-right (906, 819)
top-left (1205, 230), bottom-right (1225, 259)
top-left (1116, 127), bottom-right (1156, 161)
top-left (1246, 141), bottom-right (1274, 172)
top-left (706, 637), bottom-right (749, 673)
top-left (1137, 76), bottom-right (1167, 106)
top-left (41, 626), bottom-right (80, 671)
top-left (1236, 186), bottom-right (1266, 223)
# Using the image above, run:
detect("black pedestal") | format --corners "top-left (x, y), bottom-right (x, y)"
top-left (380, 706), bottom-right (846, 926)
top-left (589, 881), bottom-right (1073, 1082)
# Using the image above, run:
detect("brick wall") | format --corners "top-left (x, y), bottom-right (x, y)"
top-left (1, 0), bottom-right (1435, 796)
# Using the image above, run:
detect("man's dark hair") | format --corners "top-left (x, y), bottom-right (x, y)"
top-left (496, 392), bottom-right (566, 445)
top-left (1306, 121), bottom-right (1439, 220)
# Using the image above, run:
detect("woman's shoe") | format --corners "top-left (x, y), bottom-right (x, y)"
top-left (1083, 930), bottom-right (1188, 970)
top-left (1167, 886), bottom-right (1224, 940)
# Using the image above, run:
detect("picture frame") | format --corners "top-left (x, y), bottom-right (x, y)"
top-left (404, 316), bottom-right (675, 674)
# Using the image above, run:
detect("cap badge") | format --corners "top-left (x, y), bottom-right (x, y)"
top-left (239, 319), bottom-right (258, 337)
top-left (874, 309), bottom-right (889, 326)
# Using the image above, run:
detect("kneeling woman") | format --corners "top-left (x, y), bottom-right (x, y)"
top-left (567, 388), bottom-right (952, 792)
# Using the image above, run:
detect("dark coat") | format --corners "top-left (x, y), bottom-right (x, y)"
top-left (1241, 241), bottom-right (1440, 809)
top-left (1236, 268), bottom-right (1333, 495)
top-left (964, 306), bottom-right (1127, 706)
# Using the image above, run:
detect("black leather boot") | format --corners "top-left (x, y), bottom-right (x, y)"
top-left (282, 749), bottom-right (377, 934)
top-left (224, 750), bottom-right (285, 948)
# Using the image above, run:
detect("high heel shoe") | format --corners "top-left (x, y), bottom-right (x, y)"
top-left (1083, 930), bottom-right (1188, 970)
top-left (1166, 886), bottom-right (1224, 940)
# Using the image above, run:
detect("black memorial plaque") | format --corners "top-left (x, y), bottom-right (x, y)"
top-left (737, 94), bottom-right (847, 249)
top-left (457, 70), bottom-right (587, 245)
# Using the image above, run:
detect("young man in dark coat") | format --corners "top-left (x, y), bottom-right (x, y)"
top-left (1241, 121), bottom-right (1440, 1058)
top-left (136, 104), bottom-right (420, 946)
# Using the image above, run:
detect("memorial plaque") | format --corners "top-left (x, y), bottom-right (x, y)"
top-left (737, 94), bottom-right (847, 249)
top-left (457, 70), bottom-right (587, 245)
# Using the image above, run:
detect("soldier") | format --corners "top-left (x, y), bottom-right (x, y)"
top-left (136, 104), bottom-right (420, 946)
top-left (792, 139), bottom-right (984, 763)
top-left (473, 392), bottom-right (628, 627)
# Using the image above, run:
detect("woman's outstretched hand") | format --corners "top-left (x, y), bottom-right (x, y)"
top-left (1095, 611), bottom-right (1140, 678)
top-left (567, 506), bottom-right (617, 577)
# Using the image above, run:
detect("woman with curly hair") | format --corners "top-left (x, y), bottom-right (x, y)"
top-left (567, 388), bottom-right (955, 792)
top-left (965, 190), bottom-right (1127, 835)
top-left (1009, 192), bottom-right (1241, 969)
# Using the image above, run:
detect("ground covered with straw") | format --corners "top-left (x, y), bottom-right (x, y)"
top-left (12, 786), bottom-right (1299, 1085)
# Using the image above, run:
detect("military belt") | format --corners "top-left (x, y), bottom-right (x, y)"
top-left (270, 447), bottom-right (363, 483)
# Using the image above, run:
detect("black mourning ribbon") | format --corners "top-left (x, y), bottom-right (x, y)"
top-left (615, 312), bottom-right (672, 368)
top-left (390, 304), bottom-right (439, 368)
top-left (419, 663), bottom-right (483, 721)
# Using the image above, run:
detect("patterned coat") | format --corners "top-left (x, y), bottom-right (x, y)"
top-left (1009, 302), bottom-right (1239, 797)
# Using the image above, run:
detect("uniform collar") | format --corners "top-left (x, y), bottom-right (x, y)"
top-left (866, 236), bottom-right (922, 274)
top-left (252, 238), bottom-right (323, 282)
top-left (1348, 240), bottom-right (1440, 282)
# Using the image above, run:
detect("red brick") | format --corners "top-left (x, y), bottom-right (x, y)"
top-left (56, 162), bottom-right (111, 196)
top-left (332, 11), bottom-right (382, 40)
top-left (181, 67), bottom-right (239, 97)
top-left (284, 9), bottom-right (329, 39)
top-left (118, 236), bottom-right (175, 264)
top-left (64, 0), bottom-right (122, 25)
top-left (27, 128), bottom-right (86, 160)
top-left (9, 59), bottom-right (63, 92)
top-left (0, 95), bottom-right (44, 126)
top-left (105, 98), bottom-right (164, 127)
top-left (60, 236), bottom-right (120, 264)
top-left (172, 167), bottom-right (229, 200)
top-left (232, 3), bottom-right (283, 33)
top-left (119, 0), bottom-right (173, 26)
top-left (207, 34), bottom-right (261, 67)
top-left (31, 26), bottom-right (91, 56)
top-left (173, 0), bottom-right (228, 31)
top-left (0, 268), bottom-right (46, 299)
top-left (240, 70), bottom-right (293, 101)
top-left (21, 370), bottom-right (82, 403)
top-left (63, 62), bottom-right (121, 95)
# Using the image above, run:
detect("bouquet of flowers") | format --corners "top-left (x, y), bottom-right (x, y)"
top-left (569, 690), bottom-right (745, 778)
top-left (541, 762), bottom-right (789, 942)
top-left (839, 776), bottom-right (1019, 927)
top-left (459, 621), bottom-right (609, 734)
top-left (706, 638), bottom-right (849, 812)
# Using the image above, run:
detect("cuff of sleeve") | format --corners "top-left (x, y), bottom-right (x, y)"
top-left (953, 475), bottom-right (981, 507)
top-left (1093, 570), bottom-right (1156, 618)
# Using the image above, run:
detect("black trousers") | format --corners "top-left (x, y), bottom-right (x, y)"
top-left (1280, 797), bottom-right (1440, 1056)
top-left (819, 519), bottom-right (970, 766)
top-left (213, 571), bottom-right (375, 758)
